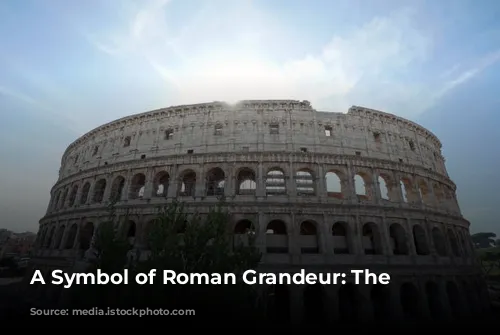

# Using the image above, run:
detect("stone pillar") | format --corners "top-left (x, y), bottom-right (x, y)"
top-left (143, 168), bottom-right (154, 200)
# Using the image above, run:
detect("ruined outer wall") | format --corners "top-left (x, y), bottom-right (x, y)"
top-left (57, 101), bottom-right (446, 182)
top-left (30, 100), bottom-right (489, 323)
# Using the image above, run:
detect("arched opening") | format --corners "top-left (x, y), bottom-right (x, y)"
top-left (401, 178), bottom-right (415, 203)
top-left (54, 225), bottom-right (65, 249)
top-left (92, 179), bottom-right (106, 203)
top-left (109, 176), bottom-right (125, 202)
top-left (44, 226), bottom-right (55, 248)
top-left (266, 284), bottom-right (290, 324)
top-left (303, 284), bottom-right (326, 324)
top-left (265, 168), bottom-right (286, 196)
top-left (80, 182), bottom-right (90, 205)
top-left (233, 220), bottom-right (255, 247)
top-left (299, 221), bottom-right (319, 254)
top-left (332, 221), bottom-right (350, 254)
top-left (354, 174), bottom-right (368, 199)
top-left (60, 188), bottom-right (68, 208)
top-left (124, 220), bottom-right (136, 246)
top-left (432, 227), bottom-right (447, 256)
top-left (79, 222), bottom-right (94, 250)
top-left (413, 225), bottom-right (430, 255)
top-left (266, 220), bottom-right (288, 253)
top-left (236, 168), bottom-right (256, 195)
top-left (206, 167), bottom-right (225, 196)
top-left (338, 283), bottom-right (359, 323)
top-left (400, 283), bottom-right (421, 320)
top-left (446, 281), bottom-right (462, 318)
top-left (129, 173), bottom-right (146, 199)
top-left (389, 223), bottom-right (409, 255)
top-left (178, 170), bottom-right (196, 197)
top-left (64, 224), bottom-right (77, 249)
top-left (418, 181), bottom-right (430, 204)
top-left (325, 171), bottom-right (343, 199)
top-left (152, 171), bottom-right (170, 197)
top-left (362, 223), bottom-right (383, 255)
top-left (52, 191), bottom-right (61, 210)
top-left (68, 185), bottom-right (78, 207)
top-left (425, 281), bottom-right (445, 320)
top-left (371, 285), bottom-right (391, 321)
top-left (447, 229), bottom-right (460, 257)
top-left (433, 183), bottom-right (444, 205)
top-left (378, 175), bottom-right (390, 200)
top-left (295, 169), bottom-right (315, 196)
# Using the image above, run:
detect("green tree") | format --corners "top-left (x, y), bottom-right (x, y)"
top-left (70, 200), bottom-right (263, 320)
top-left (471, 232), bottom-right (497, 248)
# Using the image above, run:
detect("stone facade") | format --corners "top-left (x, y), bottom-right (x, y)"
top-left (29, 100), bottom-right (488, 323)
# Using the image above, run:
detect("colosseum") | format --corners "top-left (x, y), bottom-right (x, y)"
top-left (28, 99), bottom-right (489, 324)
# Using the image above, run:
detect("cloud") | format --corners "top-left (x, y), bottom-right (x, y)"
top-left (78, 1), bottom-right (433, 116)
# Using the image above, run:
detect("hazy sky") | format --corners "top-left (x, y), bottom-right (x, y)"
top-left (0, 0), bottom-right (499, 236)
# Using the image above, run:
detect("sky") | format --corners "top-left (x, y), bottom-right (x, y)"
top-left (0, 0), bottom-right (499, 237)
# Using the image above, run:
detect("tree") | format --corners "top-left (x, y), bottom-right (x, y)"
top-left (496, 239), bottom-right (500, 247)
top-left (471, 232), bottom-right (497, 249)
top-left (69, 200), bottom-right (263, 321)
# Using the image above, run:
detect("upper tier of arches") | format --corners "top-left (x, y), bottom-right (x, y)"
top-left (45, 158), bottom-right (462, 219)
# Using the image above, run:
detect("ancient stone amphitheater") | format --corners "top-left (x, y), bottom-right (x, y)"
top-left (29, 100), bottom-right (489, 323)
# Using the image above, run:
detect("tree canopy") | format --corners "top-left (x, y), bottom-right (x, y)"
top-left (471, 232), bottom-right (497, 249)
top-left (69, 200), bottom-right (264, 322)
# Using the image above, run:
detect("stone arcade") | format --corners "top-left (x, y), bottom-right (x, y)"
top-left (28, 100), bottom-right (489, 324)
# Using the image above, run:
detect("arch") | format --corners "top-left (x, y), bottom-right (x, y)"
top-left (447, 229), bottom-right (460, 257)
top-left (80, 182), bottom-right (90, 205)
top-left (79, 222), bottom-right (94, 250)
top-left (236, 167), bottom-right (256, 195)
top-left (266, 284), bottom-right (290, 324)
top-left (64, 224), bottom-right (77, 249)
top-left (389, 223), bottom-right (409, 255)
top-left (325, 170), bottom-right (343, 198)
top-left (54, 225), bottom-right (65, 249)
top-left (124, 220), bottom-right (136, 245)
top-left (129, 173), bottom-right (146, 199)
top-left (371, 284), bottom-right (391, 321)
top-left (401, 177), bottom-right (415, 203)
top-left (432, 227), bottom-right (447, 256)
top-left (68, 185), bottom-right (78, 207)
top-left (362, 222), bottom-right (383, 255)
top-left (338, 283), bottom-right (359, 323)
top-left (446, 281), bottom-right (462, 318)
top-left (425, 281), bottom-right (446, 320)
top-left (109, 176), bottom-right (125, 202)
top-left (60, 188), bottom-right (68, 208)
top-left (92, 179), bottom-right (106, 203)
top-left (303, 284), bottom-right (326, 324)
top-left (152, 171), bottom-right (170, 197)
top-left (378, 175), bottom-right (390, 200)
top-left (142, 219), bottom-right (157, 248)
top-left (266, 220), bottom-right (288, 253)
top-left (233, 219), bottom-right (255, 247)
top-left (265, 168), bottom-right (286, 196)
top-left (53, 191), bottom-right (61, 210)
top-left (418, 180), bottom-right (430, 204)
top-left (462, 281), bottom-right (479, 316)
top-left (178, 170), bottom-right (196, 197)
top-left (400, 282), bottom-right (421, 320)
top-left (299, 220), bottom-right (319, 254)
top-left (354, 174), bottom-right (367, 197)
top-left (412, 224), bottom-right (430, 255)
top-left (206, 167), bottom-right (225, 196)
top-left (44, 226), bottom-right (55, 248)
top-left (433, 183), bottom-right (444, 204)
top-left (332, 221), bottom-right (350, 254)
top-left (295, 169), bottom-right (315, 196)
